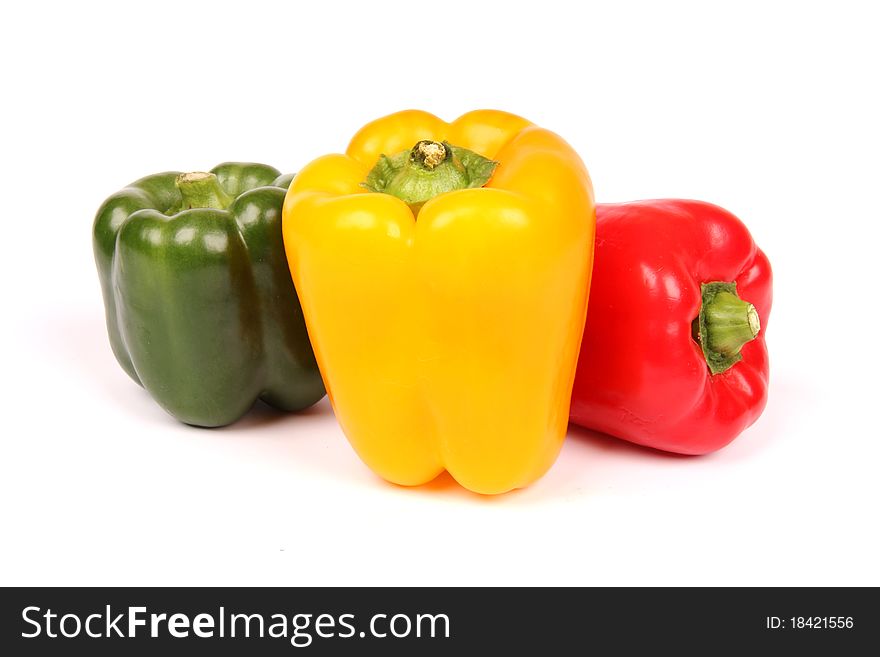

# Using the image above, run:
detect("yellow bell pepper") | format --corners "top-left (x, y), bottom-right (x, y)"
top-left (282, 110), bottom-right (595, 494)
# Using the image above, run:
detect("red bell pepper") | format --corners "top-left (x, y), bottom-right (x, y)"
top-left (569, 200), bottom-right (772, 454)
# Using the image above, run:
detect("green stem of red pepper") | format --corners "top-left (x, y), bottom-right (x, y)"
top-left (694, 282), bottom-right (761, 375)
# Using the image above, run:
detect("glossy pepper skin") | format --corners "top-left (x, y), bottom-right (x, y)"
top-left (283, 110), bottom-right (595, 494)
top-left (569, 200), bottom-right (772, 454)
top-left (93, 163), bottom-right (324, 427)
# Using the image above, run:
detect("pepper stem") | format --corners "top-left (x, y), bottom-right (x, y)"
top-left (411, 140), bottom-right (448, 169)
top-left (694, 282), bottom-right (761, 375)
top-left (175, 172), bottom-right (233, 210)
top-left (361, 140), bottom-right (499, 214)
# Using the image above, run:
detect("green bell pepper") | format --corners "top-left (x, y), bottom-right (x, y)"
top-left (93, 162), bottom-right (324, 427)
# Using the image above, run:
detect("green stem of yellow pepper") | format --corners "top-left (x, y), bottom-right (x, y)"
top-left (362, 140), bottom-right (499, 213)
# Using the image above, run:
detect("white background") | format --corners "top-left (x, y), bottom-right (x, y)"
top-left (2, 0), bottom-right (878, 586)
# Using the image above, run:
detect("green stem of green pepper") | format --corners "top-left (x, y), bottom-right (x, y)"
top-left (175, 172), bottom-right (234, 210)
